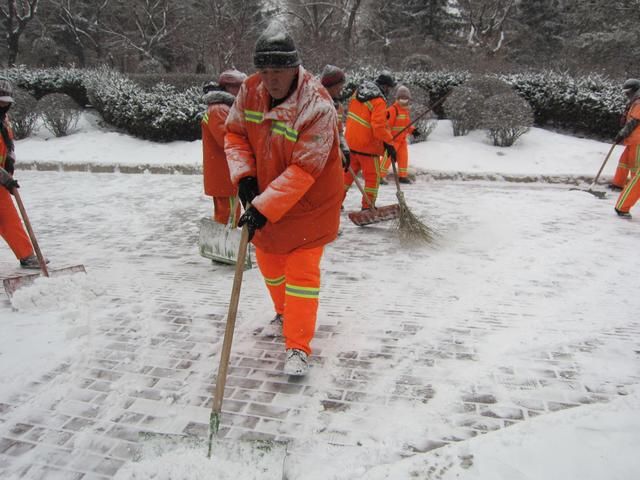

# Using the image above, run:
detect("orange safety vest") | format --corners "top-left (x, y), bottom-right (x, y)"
top-left (387, 102), bottom-right (415, 146)
top-left (344, 82), bottom-right (393, 155)
top-left (623, 96), bottom-right (640, 145)
top-left (201, 93), bottom-right (236, 197)
top-left (225, 67), bottom-right (343, 255)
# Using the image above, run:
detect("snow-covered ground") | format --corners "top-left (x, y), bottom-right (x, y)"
top-left (1, 115), bottom-right (639, 479)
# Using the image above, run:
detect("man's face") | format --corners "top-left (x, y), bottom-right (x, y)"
top-left (326, 82), bottom-right (345, 100)
top-left (258, 67), bottom-right (297, 100)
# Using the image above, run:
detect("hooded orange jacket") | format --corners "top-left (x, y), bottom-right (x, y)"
top-left (201, 91), bottom-right (236, 197)
top-left (344, 81), bottom-right (393, 155)
top-left (225, 67), bottom-right (342, 255)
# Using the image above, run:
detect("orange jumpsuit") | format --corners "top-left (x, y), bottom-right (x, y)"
top-left (201, 91), bottom-right (240, 225)
top-left (343, 82), bottom-right (393, 208)
top-left (615, 96), bottom-right (640, 214)
top-left (612, 97), bottom-right (640, 189)
top-left (225, 67), bottom-right (342, 355)
top-left (381, 101), bottom-right (415, 179)
top-left (0, 117), bottom-right (33, 261)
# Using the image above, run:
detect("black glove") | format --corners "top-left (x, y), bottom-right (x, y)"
top-left (341, 149), bottom-right (350, 172)
top-left (0, 169), bottom-right (19, 193)
top-left (412, 129), bottom-right (421, 137)
top-left (4, 152), bottom-right (15, 175)
top-left (238, 176), bottom-right (259, 208)
top-left (383, 142), bottom-right (397, 162)
top-left (237, 206), bottom-right (267, 241)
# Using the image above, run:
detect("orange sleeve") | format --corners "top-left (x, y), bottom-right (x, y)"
top-left (207, 105), bottom-right (229, 148)
top-left (370, 97), bottom-right (393, 144)
top-left (629, 103), bottom-right (640, 121)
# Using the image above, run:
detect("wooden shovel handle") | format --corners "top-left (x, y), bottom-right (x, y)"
top-left (12, 188), bottom-right (49, 277)
top-left (347, 166), bottom-right (376, 209)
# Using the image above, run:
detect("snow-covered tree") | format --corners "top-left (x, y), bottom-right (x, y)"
top-left (0, 0), bottom-right (40, 66)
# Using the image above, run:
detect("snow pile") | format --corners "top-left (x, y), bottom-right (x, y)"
top-left (9, 271), bottom-right (103, 311)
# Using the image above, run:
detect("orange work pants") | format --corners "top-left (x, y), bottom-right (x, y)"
top-left (615, 145), bottom-right (640, 213)
top-left (0, 187), bottom-right (33, 260)
top-left (212, 196), bottom-right (241, 227)
top-left (379, 141), bottom-right (409, 179)
top-left (343, 152), bottom-right (381, 209)
top-left (255, 245), bottom-right (324, 355)
top-left (611, 145), bottom-right (639, 188)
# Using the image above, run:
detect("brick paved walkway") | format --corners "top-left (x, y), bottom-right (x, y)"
top-left (1, 171), bottom-right (639, 479)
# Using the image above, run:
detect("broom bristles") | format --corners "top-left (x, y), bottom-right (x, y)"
top-left (395, 191), bottom-right (439, 245)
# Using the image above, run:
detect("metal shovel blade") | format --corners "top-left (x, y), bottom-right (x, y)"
top-left (198, 217), bottom-right (252, 269)
top-left (569, 187), bottom-right (607, 199)
top-left (348, 204), bottom-right (401, 226)
top-left (3, 264), bottom-right (86, 298)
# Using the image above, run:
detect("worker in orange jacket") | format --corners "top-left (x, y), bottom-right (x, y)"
top-left (201, 69), bottom-right (246, 225)
top-left (225, 22), bottom-right (342, 376)
top-left (614, 78), bottom-right (640, 218)
top-left (343, 71), bottom-right (397, 209)
top-left (0, 78), bottom-right (39, 269)
top-left (320, 65), bottom-right (350, 172)
top-left (380, 85), bottom-right (418, 184)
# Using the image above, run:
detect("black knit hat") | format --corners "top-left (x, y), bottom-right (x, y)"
top-left (253, 21), bottom-right (300, 69)
top-left (375, 70), bottom-right (396, 88)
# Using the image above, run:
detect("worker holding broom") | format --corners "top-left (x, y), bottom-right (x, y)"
top-left (0, 78), bottom-right (40, 269)
top-left (224, 21), bottom-right (343, 376)
top-left (343, 71), bottom-right (397, 209)
top-left (201, 69), bottom-right (247, 225)
top-left (613, 78), bottom-right (640, 219)
top-left (380, 85), bottom-right (419, 184)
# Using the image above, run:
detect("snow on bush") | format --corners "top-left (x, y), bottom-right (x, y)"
top-left (38, 93), bottom-right (81, 137)
top-left (444, 85), bottom-right (481, 136)
top-left (481, 91), bottom-right (534, 147)
top-left (10, 88), bottom-right (39, 139)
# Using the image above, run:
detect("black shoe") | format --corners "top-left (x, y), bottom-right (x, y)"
top-left (608, 184), bottom-right (623, 191)
top-left (615, 208), bottom-right (632, 219)
top-left (398, 177), bottom-right (412, 184)
top-left (19, 254), bottom-right (49, 269)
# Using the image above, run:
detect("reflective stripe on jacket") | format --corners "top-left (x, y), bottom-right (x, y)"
top-left (225, 66), bottom-right (343, 254)
top-left (344, 91), bottom-right (393, 155)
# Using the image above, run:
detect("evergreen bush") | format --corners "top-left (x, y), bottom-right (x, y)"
top-left (481, 92), bottom-right (534, 147)
top-left (10, 88), bottom-right (39, 139)
top-left (38, 93), bottom-right (81, 137)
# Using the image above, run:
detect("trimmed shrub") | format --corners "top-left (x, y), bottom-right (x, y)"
top-left (481, 92), bottom-right (534, 147)
top-left (38, 93), bottom-right (81, 137)
top-left (10, 88), bottom-right (39, 139)
top-left (128, 73), bottom-right (213, 92)
top-left (444, 85), bottom-right (482, 136)
top-left (1, 66), bottom-right (89, 106)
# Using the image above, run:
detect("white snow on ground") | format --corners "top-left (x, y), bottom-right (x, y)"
top-left (1, 116), bottom-right (639, 479)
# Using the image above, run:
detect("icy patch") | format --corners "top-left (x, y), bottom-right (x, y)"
top-left (115, 437), bottom-right (287, 480)
top-left (9, 271), bottom-right (103, 311)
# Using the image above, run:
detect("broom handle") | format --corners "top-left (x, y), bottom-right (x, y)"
top-left (348, 165), bottom-right (376, 209)
top-left (587, 142), bottom-right (618, 189)
top-left (12, 187), bottom-right (49, 277)
top-left (391, 89), bottom-right (453, 141)
top-left (211, 224), bottom-right (249, 418)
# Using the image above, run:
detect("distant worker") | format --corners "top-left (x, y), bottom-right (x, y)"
top-left (613, 78), bottom-right (640, 218)
top-left (201, 69), bottom-right (247, 225)
top-left (320, 65), bottom-right (350, 172)
top-left (0, 78), bottom-right (40, 269)
top-left (380, 85), bottom-right (419, 184)
top-left (343, 71), bottom-right (396, 209)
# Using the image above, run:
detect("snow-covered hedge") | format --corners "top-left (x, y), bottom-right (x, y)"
top-left (0, 67), bottom-right (627, 142)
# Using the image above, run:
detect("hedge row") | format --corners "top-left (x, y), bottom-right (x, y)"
top-left (0, 66), bottom-right (627, 142)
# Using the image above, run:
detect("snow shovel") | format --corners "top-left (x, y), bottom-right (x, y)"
top-left (569, 142), bottom-right (618, 199)
top-left (198, 201), bottom-right (251, 269)
top-left (346, 166), bottom-right (400, 226)
top-left (1, 170), bottom-right (85, 298)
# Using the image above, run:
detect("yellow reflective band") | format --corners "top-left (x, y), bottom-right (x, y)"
top-left (397, 114), bottom-right (408, 119)
top-left (364, 186), bottom-right (378, 193)
top-left (365, 101), bottom-right (374, 111)
top-left (244, 109), bottom-right (264, 124)
top-left (347, 111), bottom-right (371, 129)
top-left (285, 284), bottom-right (319, 299)
top-left (265, 275), bottom-right (286, 287)
top-left (392, 126), bottom-right (404, 131)
top-left (202, 113), bottom-right (209, 125)
top-left (271, 121), bottom-right (298, 142)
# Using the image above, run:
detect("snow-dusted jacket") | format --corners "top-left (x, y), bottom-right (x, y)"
top-left (387, 101), bottom-right (415, 146)
top-left (621, 93), bottom-right (640, 146)
top-left (344, 81), bottom-right (393, 155)
top-left (225, 66), bottom-right (342, 254)
top-left (201, 90), bottom-right (236, 197)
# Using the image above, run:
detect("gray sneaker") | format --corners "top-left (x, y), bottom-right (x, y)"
top-left (284, 349), bottom-right (308, 376)
top-left (261, 313), bottom-right (283, 337)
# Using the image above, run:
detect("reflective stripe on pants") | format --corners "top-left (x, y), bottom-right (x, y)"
top-left (342, 152), bottom-right (381, 209)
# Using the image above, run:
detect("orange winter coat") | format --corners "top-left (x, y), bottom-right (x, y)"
top-left (387, 102), bottom-right (415, 146)
top-left (623, 96), bottom-right (640, 146)
top-left (344, 81), bottom-right (393, 155)
top-left (201, 91), bottom-right (236, 197)
top-left (225, 66), bottom-right (343, 255)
